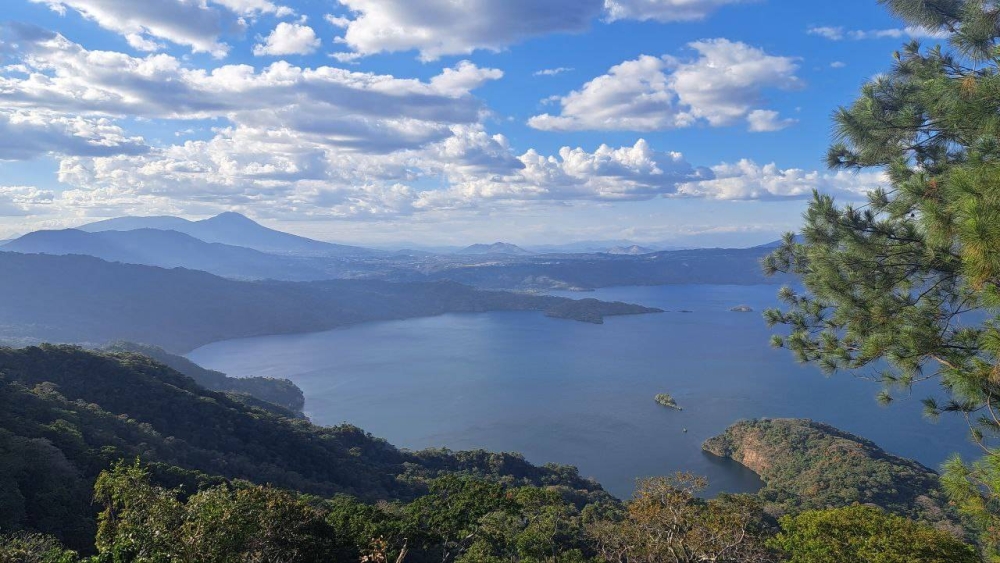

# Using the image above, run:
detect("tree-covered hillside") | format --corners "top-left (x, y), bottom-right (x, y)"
top-left (762, 0), bottom-right (1000, 558)
top-left (703, 419), bottom-right (956, 528)
top-left (100, 342), bottom-right (305, 414)
top-left (0, 346), bottom-right (980, 562)
top-left (0, 346), bottom-right (608, 553)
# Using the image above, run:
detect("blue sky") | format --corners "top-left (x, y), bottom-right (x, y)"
top-left (0, 0), bottom-right (934, 246)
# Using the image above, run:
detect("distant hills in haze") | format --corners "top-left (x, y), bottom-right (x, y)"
top-left (1, 212), bottom-right (788, 291)
top-left (2, 228), bottom-right (334, 281)
top-left (79, 212), bottom-right (372, 257)
top-left (607, 245), bottom-right (655, 256)
top-left (457, 242), bottom-right (534, 255)
top-left (0, 252), bottom-right (660, 352)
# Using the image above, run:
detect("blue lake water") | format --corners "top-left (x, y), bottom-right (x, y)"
top-left (188, 284), bottom-right (980, 499)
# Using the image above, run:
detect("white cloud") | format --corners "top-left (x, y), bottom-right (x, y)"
top-left (29, 0), bottom-right (296, 57)
top-left (529, 39), bottom-right (800, 132)
top-left (807, 25), bottom-right (949, 41)
top-left (253, 22), bottom-right (321, 56)
top-left (331, 0), bottom-right (604, 61)
top-left (53, 129), bottom-right (885, 221)
top-left (746, 109), bottom-right (796, 132)
top-left (55, 133), bottom-right (715, 218)
top-left (325, 14), bottom-right (351, 27)
top-left (676, 160), bottom-right (887, 200)
top-left (124, 33), bottom-right (163, 52)
top-left (328, 0), bottom-right (751, 61)
top-left (534, 67), bottom-right (574, 76)
top-left (212, 0), bottom-right (293, 17)
top-left (604, 0), bottom-right (750, 22)
top-left (0, 186), bottom-right (55, 217)
top-left (429, 60), bottom-right (505, 96)
top-left (830, 61), bottom-right (846, 68)
top-left (0, 109), bottom-right (148, 160)
top-left (29, 0), bottom-right (242, 57)
top-left (806, 26), bottom-right (844, 40)
top-left (0, 29), bottom-right (502, 152)
top-left (528, 55), bottom-right (685, 131)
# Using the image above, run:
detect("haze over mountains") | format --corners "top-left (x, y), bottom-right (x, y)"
top-left (0, 252), bottom-right (662, 352)
top-left (79, 212), bottom-right (373, 257)
top-left (3, 228), bottom-right (335, 281)
top-left (458, 242), bottom-right (534, 256)
top-left (1, 212), bottom-right (784, 289)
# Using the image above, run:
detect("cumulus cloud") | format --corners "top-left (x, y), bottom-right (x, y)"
top-left (55, 133), bottom-right (713, 218)
top-left (329, 0), bottom-right (751, 60)
top-left (746, 109), bottom-right (796, 132)
top-left (528, 56), bottom-right (684, 131)
top-left (529, 39), bottom-right (801, 132)
top-left (807, 25), bottom-right (949, 41)
top-left (28, 0), bottom-right (248, 57)
top-left (0, 28), bottom-right (502, 152)
top-left (0, 110), bottom-right (148, 160)
top-left (0, 186), bottom-right (55, 217)
top-left (676, 160), bottom-right (887, 200)
top-left (429, 61), bottom-right (505, 96)
top-left (604, 0), bottom-right (750, 22)
top-left (331, 0), bottom-right (603, 61)
top-left (253, 22), bottom-right (321, 56)
top-left (212, 0), bottom-right (293, 17)
top-left (52, 129), bottom-right (884, 221)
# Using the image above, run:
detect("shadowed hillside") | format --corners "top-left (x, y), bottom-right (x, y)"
top-left (0, 253), bottom-right (660, 352)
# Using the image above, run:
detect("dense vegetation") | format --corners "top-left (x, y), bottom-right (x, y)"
top-left (654, 394), bottom-right (682, 410)
top-left (0, 346), bottom-right (608, 553)
top-left (703, 419), bottom-right (955, 527)
top-left (5, 462), bottom-right (976, 563)
top-left (770, 505), bottom-right (978, 563)
top-left (0, 346), bottom-right (979, 561)
top-left (0, 253), bottom-right (658, 352)
top-left (9, 0), bottom-right (1000, 558)
top-left (101, 342), bottom-right (305, 414)
top-left (543, 298), bottom-right (663, 324)
top-left (762, 0), bottom-right (1000, 558)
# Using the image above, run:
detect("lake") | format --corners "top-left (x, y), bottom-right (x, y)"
top-left (188, 284), bottom-right (979, 499)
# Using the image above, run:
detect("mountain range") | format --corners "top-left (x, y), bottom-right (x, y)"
top-left (78, 212), bottom-right (372, 257)
top-left (0, 252), bottom-right (659, 352)
top-left (1, 212), bottom-right (786, 291)
top-left (457, 242), bottom-right (534, 256)
top-left (606, 245), bottom-right (655, 255)
top-left (2, 228), bottom-right (335, 281)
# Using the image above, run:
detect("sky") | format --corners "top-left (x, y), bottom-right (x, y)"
top-left (0, 0), bottom-right (939, 247)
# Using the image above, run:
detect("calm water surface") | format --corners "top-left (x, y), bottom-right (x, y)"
top-left (188, 285), bottom-right (979, 498)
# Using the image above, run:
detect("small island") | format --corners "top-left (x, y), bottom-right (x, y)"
top-left (543, 298), bottom-right (663, 324)
top-left (730, 305), bottom-right (754, 312)
top-left (655, 393), bottom-right (683, 410)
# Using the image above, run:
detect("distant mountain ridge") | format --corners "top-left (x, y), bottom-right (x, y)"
top-left (2, 228), bottom-right (333, 281)
top-left (78, 212), bottom-right (372, 257)
top-left (607, 245), bottom-right (654, 256)
top-left (0, 252), bottom-right (660, 352)
top-left (458, 242), bottom-right (533, 255)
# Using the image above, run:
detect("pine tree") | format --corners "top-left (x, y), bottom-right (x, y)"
top-left (764, 0), bottom-right (1000, 557)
